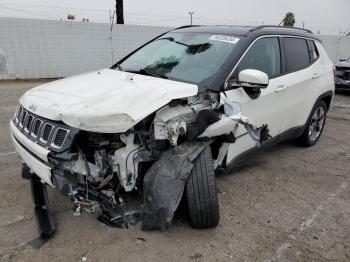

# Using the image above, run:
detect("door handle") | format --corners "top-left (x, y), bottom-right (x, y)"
top-left (275, 85), bottom-right (288, 93)
top-left (312, 73), bottom-right (320, 79)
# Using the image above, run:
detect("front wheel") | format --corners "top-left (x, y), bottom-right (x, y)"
top-left (185, 146), bottom-right (220, 229)
top-left (297, 100), bottom-right (327, 147)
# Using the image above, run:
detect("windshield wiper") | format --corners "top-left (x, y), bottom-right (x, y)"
top-left (125, 68), bottom-right (168, 79)
top-left (114, 63), bottom-right (124, 71)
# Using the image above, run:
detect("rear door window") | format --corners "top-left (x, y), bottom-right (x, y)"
top-left (282, 37), bottom-right (310, 73)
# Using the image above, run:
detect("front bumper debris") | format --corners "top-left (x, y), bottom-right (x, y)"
top-left (22, 165), bottom-right (55, 249)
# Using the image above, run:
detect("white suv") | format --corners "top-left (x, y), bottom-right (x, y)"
top-left (10, 25), bottom-right (334, 234)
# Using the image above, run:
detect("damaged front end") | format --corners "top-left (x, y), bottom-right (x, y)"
top-left (13, 88), bottom-right (270, 235)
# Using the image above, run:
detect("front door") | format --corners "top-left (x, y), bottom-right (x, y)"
top-left (224, 37), bottom-right (289, 163)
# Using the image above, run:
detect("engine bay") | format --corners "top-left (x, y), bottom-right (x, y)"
top-left (40, 90), bottom-right (271, 230)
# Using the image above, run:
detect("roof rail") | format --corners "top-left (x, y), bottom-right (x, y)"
top-left (250, 25), bottom-right (313, 34)
top-left (172, 25), bottom-right (202, 30)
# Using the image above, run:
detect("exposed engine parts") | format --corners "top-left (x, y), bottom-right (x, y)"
top-left (29, 90), bottom-right (271, 231)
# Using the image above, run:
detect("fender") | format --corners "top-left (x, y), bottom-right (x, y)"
top-left (314, 90), bottom-right (334, 112)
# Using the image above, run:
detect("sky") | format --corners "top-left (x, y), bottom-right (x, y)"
top-left (1, 0), bottom-right (349, 35)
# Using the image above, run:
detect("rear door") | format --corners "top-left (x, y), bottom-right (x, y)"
top-left (278, 37), bottom-right (320, 132)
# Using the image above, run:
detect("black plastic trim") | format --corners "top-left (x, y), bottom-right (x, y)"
top-left (225, 125), bottom-right (304, 171)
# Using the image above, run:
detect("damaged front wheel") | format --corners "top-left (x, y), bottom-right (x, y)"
top-left (186, 146), bottom-right (220, 229)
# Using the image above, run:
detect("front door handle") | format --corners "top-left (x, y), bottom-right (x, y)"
top-left (312, 73), bottom-right (320, 79)
top-left (275, 85), bottom-right (288, 93)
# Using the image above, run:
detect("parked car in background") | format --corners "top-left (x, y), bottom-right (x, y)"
top-left (335, 57), bottom-right (350, 92)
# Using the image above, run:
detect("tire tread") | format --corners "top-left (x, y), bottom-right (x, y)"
top-left (186, 147), bottom-right (219, 229)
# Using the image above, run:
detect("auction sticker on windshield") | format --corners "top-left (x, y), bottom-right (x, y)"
top-left (209, 35), bottom-right (240, 44)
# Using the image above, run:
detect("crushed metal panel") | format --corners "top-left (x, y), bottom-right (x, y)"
top-left (19, 69), bottom-right (198, 132)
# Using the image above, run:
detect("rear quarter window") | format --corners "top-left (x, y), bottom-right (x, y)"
top-left (282, 37), bottom-right (311, 73)
top-left (307, 40), bottom-right (319, 63)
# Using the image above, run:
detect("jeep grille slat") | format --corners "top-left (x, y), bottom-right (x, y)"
top-left (32, 119), bottom-right (42, 137)
top-left (13, 105), bottom-right (71, 151)
top-left (24, 114), bottom-right (34, 132)
top-left (40, 123), bottom-right (53, 143)
top-left (52, 128), bottom-right (69, 149)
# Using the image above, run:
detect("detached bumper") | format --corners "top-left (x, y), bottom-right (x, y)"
top-left (10, 121), bottom-right (54, 187)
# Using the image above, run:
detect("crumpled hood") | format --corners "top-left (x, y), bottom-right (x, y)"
top-left (20, 69), bottom-right (198, 133)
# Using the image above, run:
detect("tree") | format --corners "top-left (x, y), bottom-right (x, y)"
top-left (116, 0), bottom-right (124, 24)
top-left (282, 12), bottom-right (296, 27)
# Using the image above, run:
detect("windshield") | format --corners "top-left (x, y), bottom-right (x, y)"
top-left (117, 32), bottom-right (240, 84)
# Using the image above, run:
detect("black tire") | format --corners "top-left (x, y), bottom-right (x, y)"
top-left (185, 146), bottom-right (220, 229)
top-left (297, 100), bottom-right (327, 147)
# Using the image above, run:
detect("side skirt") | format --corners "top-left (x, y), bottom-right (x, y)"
top-left (224, 125), bottom-right (305, 172)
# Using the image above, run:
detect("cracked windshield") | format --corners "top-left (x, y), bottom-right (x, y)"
top-left (119, 32), bottom-right (240, 84)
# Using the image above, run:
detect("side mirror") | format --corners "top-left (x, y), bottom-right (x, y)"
top-left (238, 69), bottom-right (269, 89)
top-left (225, 69), bottom-right (269, 99)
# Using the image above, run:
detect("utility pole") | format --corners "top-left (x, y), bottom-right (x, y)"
top-left (336, 28), bottom-right (346, 61)
top-left (189, 11), bottom-right (194, 25)
top-left (115, 0), bottom-right (124, 24)
top-left (302, 22), bottom-right (305, 29)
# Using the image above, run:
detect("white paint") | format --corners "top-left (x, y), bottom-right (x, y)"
top-left (225, 39), bottom-right (334, 165)
top-left (270, 182), bottom-right (348, 261)
top-left (10, 120), bottom-right (50, 162)
top-left (300, 182), bottom-right (347, 231)
top-left (0, 151), bottom-right (16, 157)
top-left (238, 69), bottom-right (269, 86)
top-left (299, 206), bottom-right (324, 232)
top-left (209, 35), bottom-right (240, 44)
top-left (334, 102), bottom-right (350, 109)
top-left (276, 242), bottom-right (291, 259)
top-left (20, 69), bottom-right (198, 133)
top-left (112, 134), bottom-right (141, 192)
top-left (11, 134), bottom-right (54, 187)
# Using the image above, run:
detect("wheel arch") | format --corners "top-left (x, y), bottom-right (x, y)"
top-left (317, 90), bottom-right (334, 111)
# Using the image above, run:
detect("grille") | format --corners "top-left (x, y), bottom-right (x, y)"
top-left (24, 114), bottom-right (34, 132)
top-left (336, 67), bottom-right (350, 81)
top-left (19, 110), bottom-right (27, 127)
top-left (52, 128), bottom-right (68, 148)
top-left (32, 119), bottom-right (42, 137)
top-left (40, 123), bottom-right (53, 143)
top-left (13, 105), bottom-right (70, 150)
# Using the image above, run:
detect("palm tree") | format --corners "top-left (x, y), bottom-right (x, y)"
top-left (116, 0), bottom-right (124, 24)
top-left (282, 12), bottom-right (296, 27)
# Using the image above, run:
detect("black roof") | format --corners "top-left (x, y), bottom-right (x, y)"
top-left (172, 25), bottom-right (321, 41)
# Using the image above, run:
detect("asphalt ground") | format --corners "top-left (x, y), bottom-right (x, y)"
top-left (0, 80), bottom-right (349, 262)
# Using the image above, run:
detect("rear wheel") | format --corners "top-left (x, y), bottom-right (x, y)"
top-left (297, 100), bottom-right (327, 147)
top-left (185, 146), bottom-right (220, 229)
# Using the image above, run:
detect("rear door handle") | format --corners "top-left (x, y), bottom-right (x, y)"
top-left (275, 85), bottom-right (288, 93)
top-left (312, 73), bottom-right (320, 79)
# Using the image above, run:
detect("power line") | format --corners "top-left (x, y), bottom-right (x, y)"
top-left (0, 1), bottom-right (346, 34)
